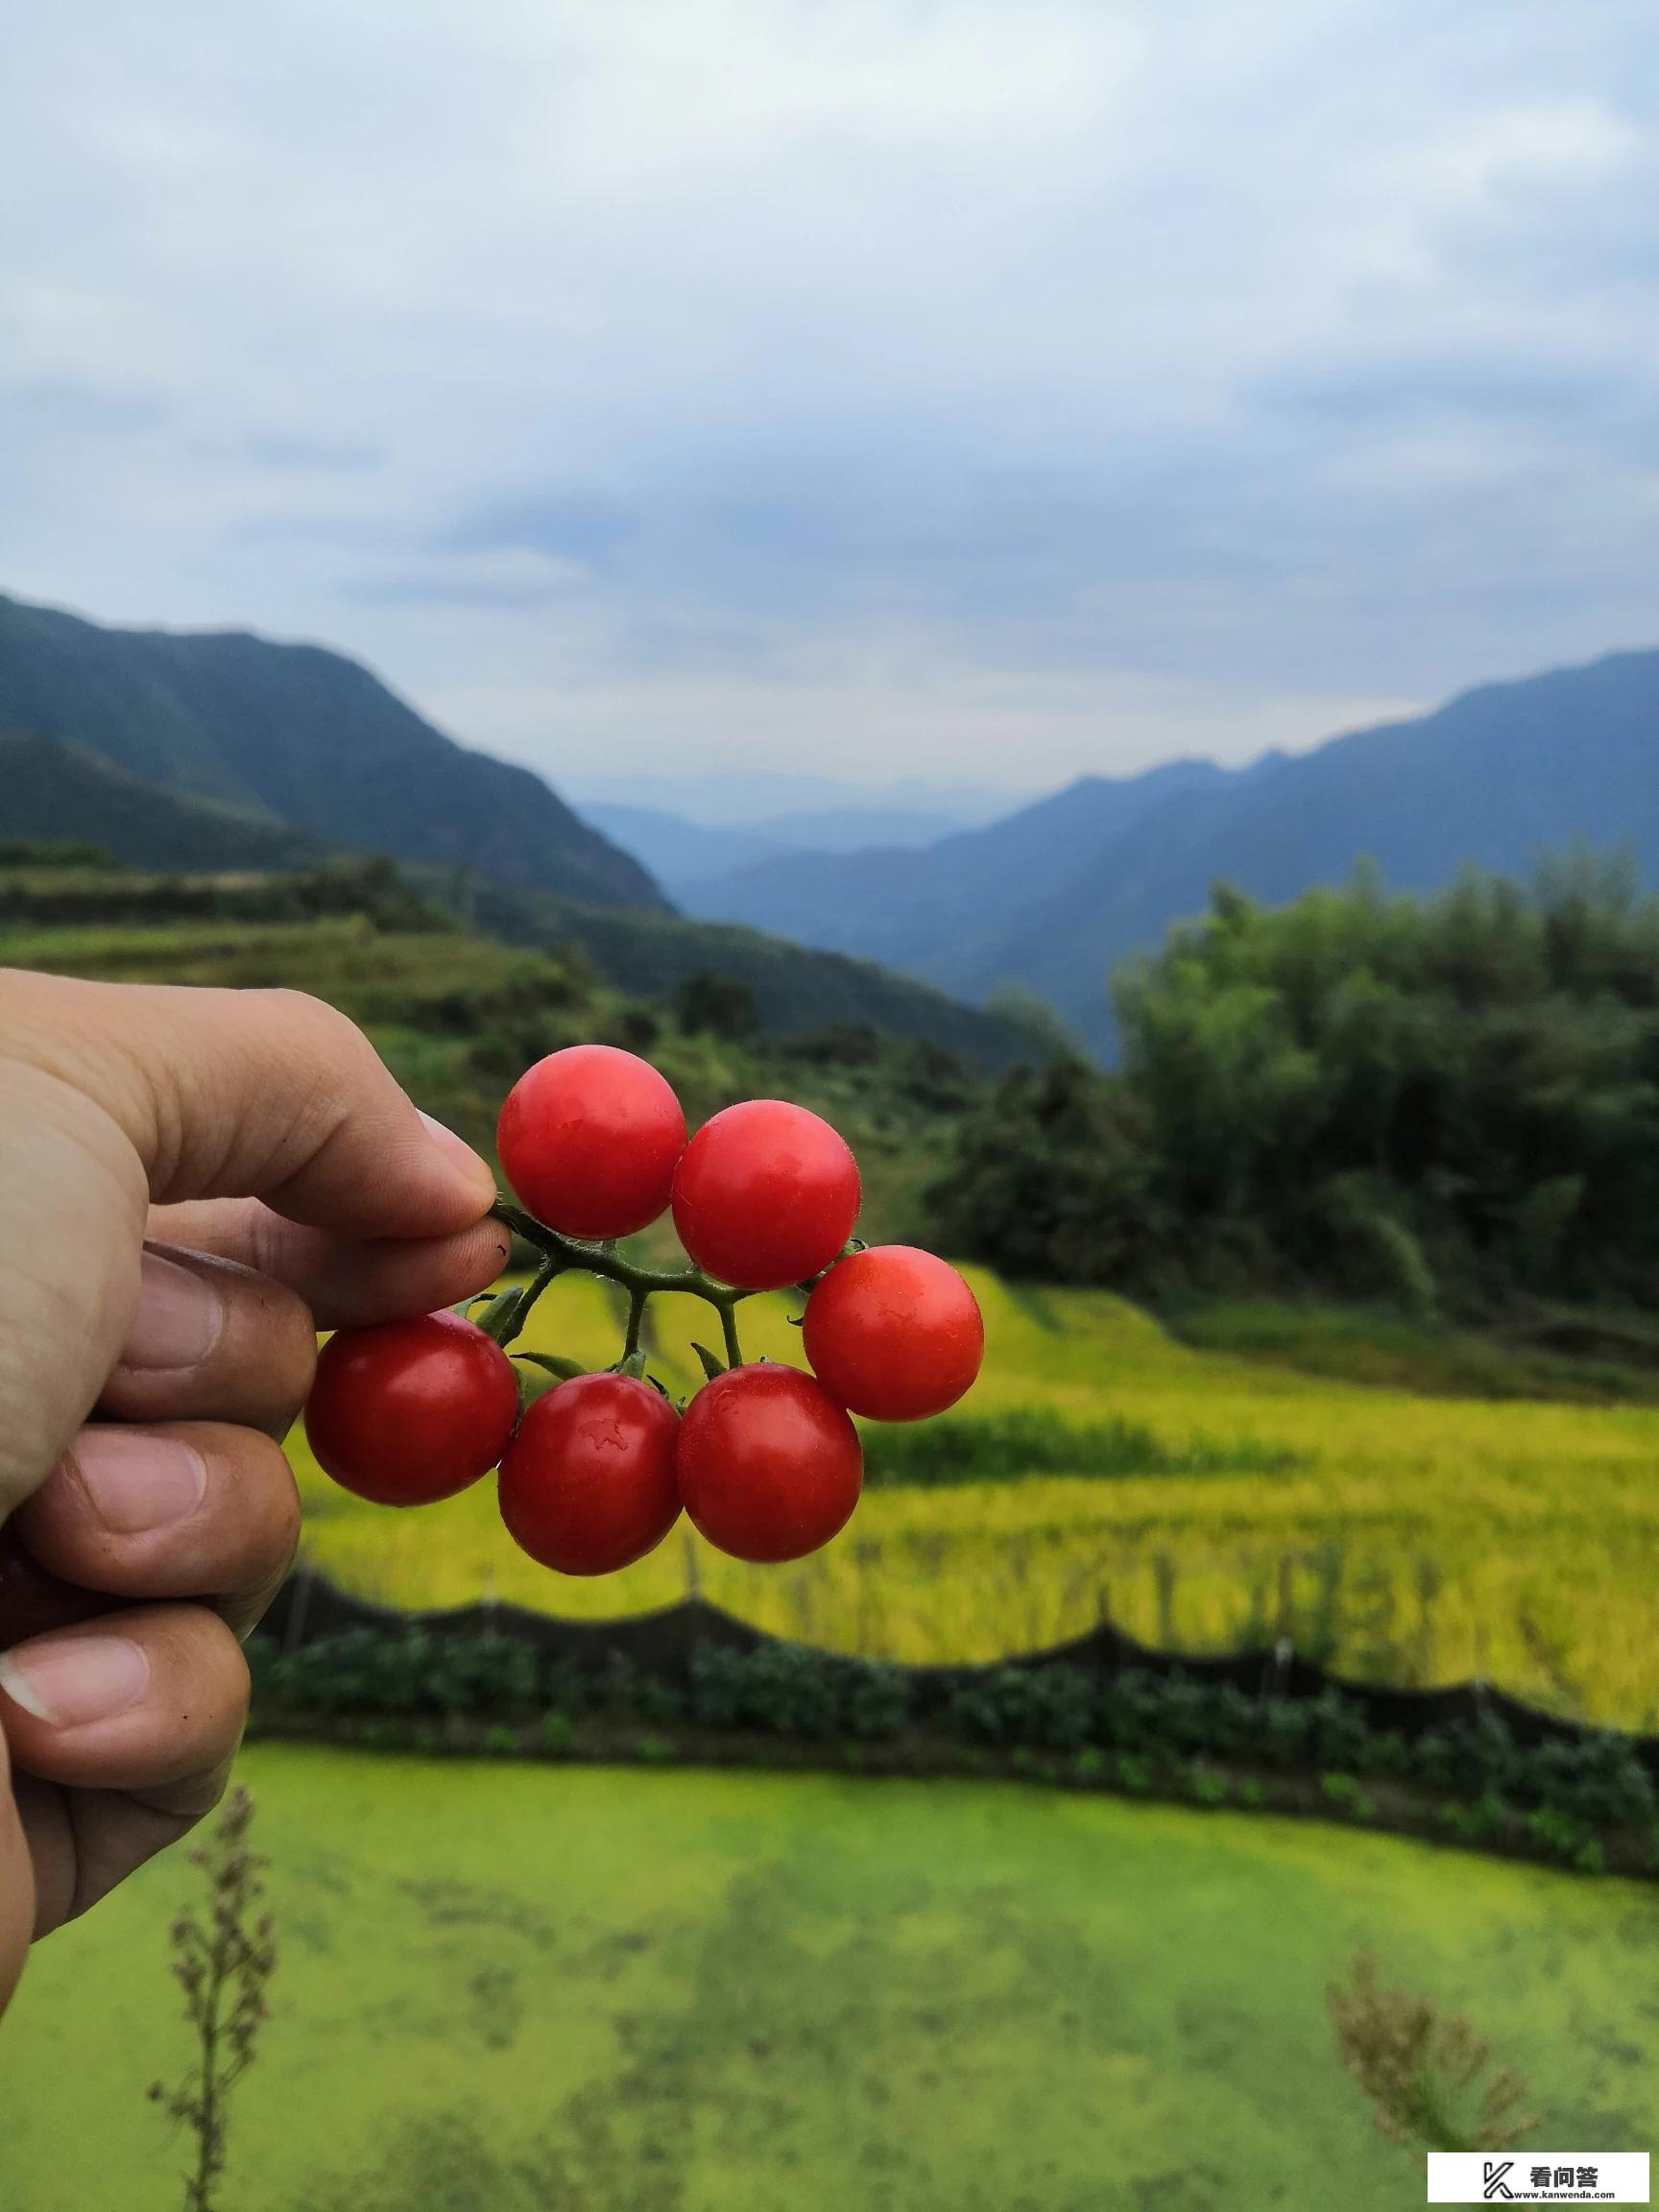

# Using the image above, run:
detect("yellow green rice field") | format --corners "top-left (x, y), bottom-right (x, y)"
top-left (288, 1271), bottom-right (1659, 1729)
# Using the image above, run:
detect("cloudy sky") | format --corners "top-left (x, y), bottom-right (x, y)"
top-left (3, 1), bottom-right (1656, 805)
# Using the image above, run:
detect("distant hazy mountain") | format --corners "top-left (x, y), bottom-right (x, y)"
top-left (582, 799), bottom-right (975, 897)
top-left (578, 805), bottom-right (783, 890)
top-left (683, 651), bottom-right (1659, 1051)
top-left (0, 733), bottom-right (326, 872)
top-left (0, 592), bottom-right (662, 909)
top-left (759, 805), bottom-right (975, 854)
top-left (567, 770), bottom-right (1023, 829)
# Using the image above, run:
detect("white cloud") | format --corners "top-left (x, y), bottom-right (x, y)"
top-left (0, 0), bottom-right (1655, 794)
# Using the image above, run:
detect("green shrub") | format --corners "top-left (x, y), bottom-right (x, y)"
top-left (538, 1711), bottom-right (575, 1758)
top-left (688, 1645), bottom-right (910, 1740)
top-left (595, 1651), bottom-right (685, 1724)
top-left (1183, 1763), bottom-right (1231, 1809)
top-left (943, 1665), bottom-right (1094, 1751)
top-left (1320, 1772), bottom-right (1376, 1821)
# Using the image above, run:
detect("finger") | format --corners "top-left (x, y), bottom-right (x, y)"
top-left (0, 1530), bottom-right (117, 1646)
top-left (97, 1243), bottom-right (318, 1439)
top-left (0, 970), bottom-right (496, 1235)
top-left (13, 1422), bottom-right (301, 1640)
top-left (0, 1721), bottom-right (35, 2004)
top-left (145, 1199), bottom-right (511, 1329)
top-left (14, 1760), bottom-right (235, 1940)
top-left (0, 1604), bottom-right (249, 1798)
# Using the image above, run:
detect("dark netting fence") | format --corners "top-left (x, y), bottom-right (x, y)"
top-left (260, 1569), bottom-right (1659, 1777)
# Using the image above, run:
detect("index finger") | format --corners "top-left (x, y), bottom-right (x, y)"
top-left (145, 1199), bottom-right (512, 1330)
top-left (0, 973), bottom-right (496, 1235)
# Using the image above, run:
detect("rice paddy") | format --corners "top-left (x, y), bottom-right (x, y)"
top-left (288, 1269), bottom-right (1659, 1729)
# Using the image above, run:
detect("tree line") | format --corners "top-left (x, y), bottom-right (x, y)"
top-left (932, 851), bottom-right (1659, 1317)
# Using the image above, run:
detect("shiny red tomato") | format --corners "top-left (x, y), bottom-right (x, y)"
top-left (675, 1363), bottom-right (861, 1562)
top-left (498, 1045), bottom-right (686, 1239)
top-left (497, 1372), bottom-right (682, 1575)
top-left (670, 1099), bottom-right (860, 1289)
top-left (305, 1310), bottom-right (518, 1506)
top-left (803, 1245), bottom-right (984, 1421)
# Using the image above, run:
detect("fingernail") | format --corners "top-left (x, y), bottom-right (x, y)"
top-left (66, 1431), bottom-right (206, 1533)
top-left (419, 1111), bottom-right (497, 1200)
top-left (0, 1634), bottom-right (151, 1726)
top-left (124, 1252), bottom-right (225, 1370)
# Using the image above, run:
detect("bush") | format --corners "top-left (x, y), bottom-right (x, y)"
top-left (539, 1711), bottom-right (575, 1757)
top-left (943, 1665), bottom-right (1094, 1751)
top-left (687, 1645), bottom-right (910, 1741)
top-left (595, 1651), bottom-right (685, 1724)
top-left (254, 1627), bottom-right (541, 1718)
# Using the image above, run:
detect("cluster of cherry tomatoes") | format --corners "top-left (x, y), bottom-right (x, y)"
top-left (304, 1045), bottom-right (984, 1574)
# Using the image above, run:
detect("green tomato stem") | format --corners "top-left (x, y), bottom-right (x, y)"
top-left (490, 1195), bottom-right (754, 1374)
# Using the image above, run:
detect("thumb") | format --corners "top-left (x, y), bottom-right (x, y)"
top-left (0, 972), bottom-right (498, 1522)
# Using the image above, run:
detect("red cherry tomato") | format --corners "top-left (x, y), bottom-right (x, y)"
top-left (497, 1372), bottom-right (682, 1575)
top-left (671, 1099), bottom-right (860, 1289)
top-left (803, 1245), bottom-right (984, 1421)
top-left (305, 1311), bottom-right (518, 1506)
top-left (498, 1045), bottom-right (686, 1239)
top-left (676, 1363), bottom-right (861, 1562)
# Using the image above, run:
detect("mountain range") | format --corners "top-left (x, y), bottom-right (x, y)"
top-left (579, 800), bottom-right (977, 897)
top-left (0, 592), bottom-right (1023, 1065)
top-left (5, 587), bottom-right (1654, 1066)
top-left (666, 653), bottom-right (1659, 1051)
top-left (0, 592), bottom-right (659, 909)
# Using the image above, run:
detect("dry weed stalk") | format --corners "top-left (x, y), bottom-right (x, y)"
top-left (149, 1788), bottom-right (278, 2212)
top-left (1329, 1951), bottom-right (1538, 2155)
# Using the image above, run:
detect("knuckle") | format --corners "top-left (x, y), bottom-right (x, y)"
top-left (257, 987), bottom-right (370, 1063)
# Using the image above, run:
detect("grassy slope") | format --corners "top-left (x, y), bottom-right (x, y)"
top-left (6, 1748), bottom-right (1654, 2211)
top-left (290, 1270), bottom-right (1659, 1727)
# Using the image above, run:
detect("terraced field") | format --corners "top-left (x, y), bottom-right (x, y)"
top-left (7, 1749), bottom-right (1655, 2211)
top-left (290, 1270), bottom-right (1659, 1728)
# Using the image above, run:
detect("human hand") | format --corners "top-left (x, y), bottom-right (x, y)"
top-left (0, 973), bottom-right (508, 2016)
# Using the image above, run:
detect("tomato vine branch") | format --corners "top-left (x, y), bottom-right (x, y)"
top-left (489, 1196), bottom-right (755, 1367)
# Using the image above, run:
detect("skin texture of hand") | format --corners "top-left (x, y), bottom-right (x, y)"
top-left (0, 971), bottom-right (510, 2017)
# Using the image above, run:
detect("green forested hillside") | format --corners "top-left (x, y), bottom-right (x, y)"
top-left (0, 731), bottom-right (325, 871)
top-left (0, 728), bottom-right (1023, 1063)
top-left (443, 872), bottom-right (1026, 1065)
top-left (0, 591), bottom-right (661, 907)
